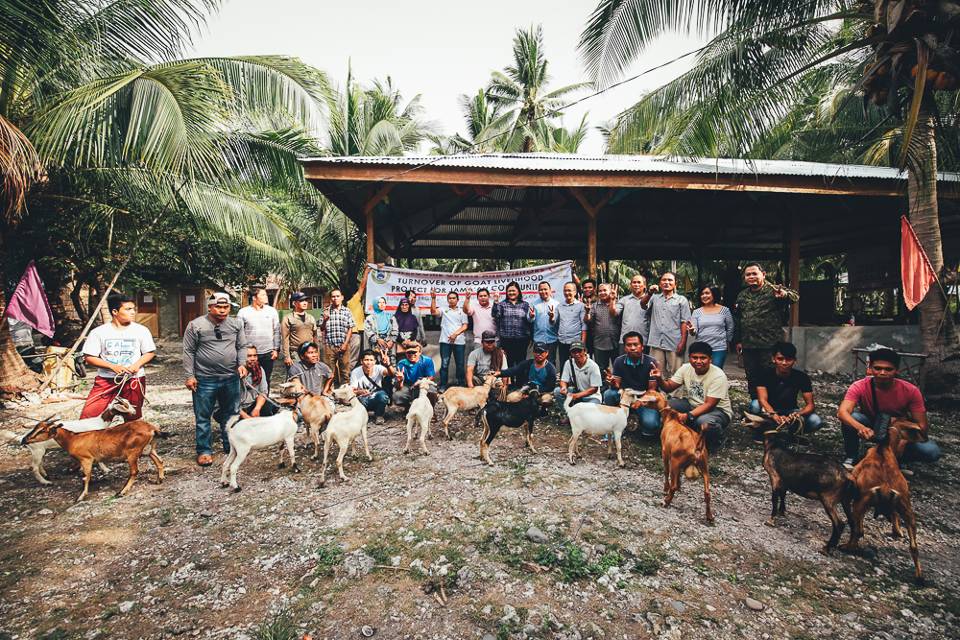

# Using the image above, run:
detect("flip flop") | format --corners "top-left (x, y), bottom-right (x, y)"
top-left (197, 454), bottom-right (213, 467)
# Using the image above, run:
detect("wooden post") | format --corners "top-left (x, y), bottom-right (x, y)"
top-left (570, 188), bottom-right (613, 280)
top-left (362, 184), bottom-right (394, 264)
top-left (788, 213), bottom-right (801, 327)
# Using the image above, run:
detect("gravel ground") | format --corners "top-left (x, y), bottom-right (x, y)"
top-left (0, 338), bottom-right (958, 640)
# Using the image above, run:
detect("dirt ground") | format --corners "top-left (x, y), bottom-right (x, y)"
top-left (0, 338), bottom-right (958, 640)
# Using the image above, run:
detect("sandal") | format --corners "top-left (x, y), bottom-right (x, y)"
top-left (197, 453), bottom-right (214, 467)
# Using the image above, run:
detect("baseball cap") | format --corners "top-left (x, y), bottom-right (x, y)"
top-left (532, 342), bottom-right (550, 353)
top-left (208, 292), bottom-right (231, 306)
top-left (290, 291), bottom-right (308, 302)
top-left (481, 330), bottom-right (497, 342)
top-left (568, 341), bottom-right (586, 352)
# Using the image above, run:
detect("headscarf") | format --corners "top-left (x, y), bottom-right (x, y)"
top-left (393, 298), bottom-right (419, 335)
top-left (372, 297), bottom-right (392, 334)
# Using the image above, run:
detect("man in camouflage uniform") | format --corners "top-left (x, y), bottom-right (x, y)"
top-left (734, 263), bottom-right (799, 399)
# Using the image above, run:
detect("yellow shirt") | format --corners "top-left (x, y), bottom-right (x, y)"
top-left (347, 293), bottom-right (365, 334)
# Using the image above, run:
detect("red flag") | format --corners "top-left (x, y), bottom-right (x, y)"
top-left (4, 261), bottom-right (55, 337)
top-left (901, 215), bottom-right (937, 311)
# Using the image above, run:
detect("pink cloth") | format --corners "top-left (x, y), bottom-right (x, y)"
top-left (5, 261), bottom-right (55, 337)
top-left (844, 377), bottom-right (926, 419)
top-left (467, 303), bottom-right (496, 337)
top-left (901, 215), bottom-right (936, 310)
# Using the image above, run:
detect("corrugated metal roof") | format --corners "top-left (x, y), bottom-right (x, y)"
top-left (303, 152), bottom-right (960, 182)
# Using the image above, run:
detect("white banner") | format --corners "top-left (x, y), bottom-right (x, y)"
top-left (364, 261), bottom-right (574, 313)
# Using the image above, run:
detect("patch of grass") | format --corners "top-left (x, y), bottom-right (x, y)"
top-left (313, 543), bottom-right (344, 577)
top-left (37, 630), bottom-right (71, 640)
top-left (254, 608), bottom-right (298, 640)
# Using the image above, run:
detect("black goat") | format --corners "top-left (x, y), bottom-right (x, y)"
top-left (477, 385), bottom-right (541, 465)
top-left (745, 413), bottom-right (855, 553)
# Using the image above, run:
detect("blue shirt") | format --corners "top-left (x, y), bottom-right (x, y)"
top-left (397, 357), bottom-right (436, 386)
top-left (532, 299), bottom-right (559, 344)
top-left (611, 353), bottom-right (656, 391)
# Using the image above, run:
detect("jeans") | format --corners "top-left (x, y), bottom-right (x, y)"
top-left (257, 353), bottom-right (275, 384)
top-left (602, 388), bottom-right (660, 434)
top-left (500, 337), bottom-right (530, 368)
top-left (666, 398), bottom-right (730, 449)
top-left (193, 376), bottom-right (241, 455)
top-left (711, 349), bottom-right (727, 369)
top-left (593, 348), bottom-right (617, 377)
top-left (741, 347), bottom-right (772, 399)
top-left (359, 390), bottom-right (390, 418)
top-left (747, 400), bottom-right (822, 433)
top-left (841, 411), bottom-right (942, 463)
top-left (439, 342), bottom-right (466, 389)
top-left (553, 388), bottom-right (601, 407)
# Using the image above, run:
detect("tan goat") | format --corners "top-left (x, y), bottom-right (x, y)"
top-left (437, 372), bottom-right (497, 438)
top-left (281, 377), bottom-right (334, 459)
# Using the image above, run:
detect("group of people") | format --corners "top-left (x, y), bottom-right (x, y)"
top-left (74, 262), bottom-right (940, 472)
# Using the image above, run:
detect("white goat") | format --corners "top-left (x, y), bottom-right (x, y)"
top-left (405, 378), bottom-right (437, 455)
top-left (21, 397), bottom-right (136, 485)
top-left (318, 384), bottom-right (372, 487)
top-left (220, 383), bottom-right (301, 492)
top-left (565, 388), bottom-right (643, 467)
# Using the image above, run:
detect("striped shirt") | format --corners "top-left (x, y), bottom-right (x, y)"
top-left (691, 306), bottom-right (735, 351)
top-left (322, 307), bottom-right (355, 348)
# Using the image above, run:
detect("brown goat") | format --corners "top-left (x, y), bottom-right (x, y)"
top-left (281, 378), bottom-right (334, 459)
top-left (638, 391), bottom-right (713, 524)
top-left (21, 418), bottom-right (165, 502)
top-left (841, 419), bottom-right (926, 584)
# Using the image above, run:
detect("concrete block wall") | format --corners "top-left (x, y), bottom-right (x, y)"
top-left (786, 325), bottom-right (922, 374)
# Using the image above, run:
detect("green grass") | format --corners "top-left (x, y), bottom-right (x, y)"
top-left (254, 608), bottom-right (298, 640)
top-left (313, 543), bottom-right (344, 577)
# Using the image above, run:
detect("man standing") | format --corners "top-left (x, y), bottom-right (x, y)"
top-left (80, 293), bottom-right (155, 420)
top-left (464, 287), bottom-right (497, 348)
top-left (345, 265), bottom-right (371, 370)
top-left (585, 283), bottom-right (621, 375)
top-left (239, 345), bottom-right (275, 419)
top-left (580, 278), bottom-right (597, 353)
top-left (281, 291), bottom-right (317, 371)
top-left (531, 281), bottom-right (560, 365)
top-left (642, 272), bottom-right (690, 379)
top-left (554, 341), bottom-right (602, 408)
top-left (183, 292), bottom-right (247, 466)
top-left (837, 347), bottom-right (940, 469)
top-left (288, 342), bottom-right (334, 396)
top-left (734, 262), bottom-right (798, 399)
top-left (320, 288), bottom-right (355, 387)
top-left (350, 350), bottom-right (394, 425)
top-left (617, 274), bottom-right (650, 352)
top-left (654, 341), bottom-right (733, 449)
top-left (602, 332), bottom-right (660, 436)
top-left (749, 341), bottom-right (821, 435)
top-left (466, 330), bottom-right (506, 386)
top-left (555, 281), bottom-right (586, 373)
top-left (430, 289), bottom-right (469, 390)
top-left (237, 286), bottom-right (280, 383)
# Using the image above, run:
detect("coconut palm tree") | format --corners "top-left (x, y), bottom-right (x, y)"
top-left (580, 0), bottom-right (960, 397)
top-left (525, 114), bottom-right (591, 153)
top-left (488, 25), bottom-right (591, 152)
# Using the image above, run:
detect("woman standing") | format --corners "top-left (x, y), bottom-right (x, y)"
top-left (492, 280), bottom-right (534, 367)
top-left (364, 296), bottom-right (399, 366)
top-left (690, 285), bottom-right (735, 368)
top-left (393, 297), bottom-right (425, 357)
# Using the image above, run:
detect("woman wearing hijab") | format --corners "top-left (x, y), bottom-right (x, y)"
top-left (364, 296), bottom-right (399, 366)
top-left (393, 296), bottom-right (426, 355)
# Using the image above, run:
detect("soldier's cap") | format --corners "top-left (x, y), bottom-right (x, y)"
top-left (290, 291), bottom-right (308, 302)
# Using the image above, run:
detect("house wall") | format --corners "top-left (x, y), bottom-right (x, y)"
top-left (786, 325), bottom-right (922, 374)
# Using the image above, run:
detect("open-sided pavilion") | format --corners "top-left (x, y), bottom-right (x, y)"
top-left (302, 153), bottom-right (960, 327)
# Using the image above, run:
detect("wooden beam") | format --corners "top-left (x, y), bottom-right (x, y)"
top-left (569, 188), bottom-right (614, 279)
top-left (788, 214), bottom-right (801, 327)
top-left (362, 184), bottom-right (394, 263)
top-left (303, 162), bottom-right (959, 197)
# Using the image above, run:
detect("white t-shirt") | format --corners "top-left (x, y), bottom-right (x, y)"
top-left (439, 306), bottom-right (468, 345)
top-left (82, 321), bottom-right (156, 378)
top-left (560, 357), bottom-right (603, 402)
top-left (350, 364), bottom-right (388, 392)
top-left (670, 363), bottom-right (733, 419)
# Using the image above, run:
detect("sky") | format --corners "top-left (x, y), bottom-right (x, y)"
top-left (189, 0), bottom-right (705, 154)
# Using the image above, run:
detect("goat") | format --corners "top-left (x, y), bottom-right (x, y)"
top-left (437, 372), bottom-right (496, 438)
top-left (405, 378), bottom-right (437, 455)
top-left (638, 391), bottom-right (713, 524)
top-left (20, 415), bottom-right (166, 502)
top-left (477, 385), bottom-right (541, 466)
top-left (20, 398), bottom-right (137, 486)
top-left (744, 412), bottom-right (854, 553)
top-left (220, 382), bottom-right (303, 492)
top-left (281, 377), bottom-right (334, 459)
top-left (841, 418), bottom-right (926, 584)
top-left (565, 389), bottom-right (643, 468)
top-left (318, 384), bottom-right (372, 487)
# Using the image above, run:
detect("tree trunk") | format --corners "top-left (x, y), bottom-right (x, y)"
top-left (907, 113), bottom-right (960, 402)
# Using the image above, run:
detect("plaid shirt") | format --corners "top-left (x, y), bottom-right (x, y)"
top-left (322, 306), bottom-right (355, 348)
top-left (492, 299), bottom-right (532, 339)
